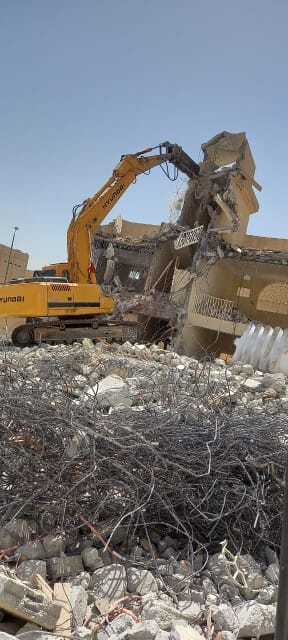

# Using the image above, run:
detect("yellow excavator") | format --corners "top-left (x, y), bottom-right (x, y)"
top-left (0, 142), bottom-right (199, 347)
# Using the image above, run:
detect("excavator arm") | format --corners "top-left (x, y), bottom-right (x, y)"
top-left (67, 142), bottom-right (199, 283)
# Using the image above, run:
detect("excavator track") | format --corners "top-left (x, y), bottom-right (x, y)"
top-left (11, 319), bottom-right (140, 348)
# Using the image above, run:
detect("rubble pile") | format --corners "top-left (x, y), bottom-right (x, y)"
top-left (0, 340), bottom-right (286, 638)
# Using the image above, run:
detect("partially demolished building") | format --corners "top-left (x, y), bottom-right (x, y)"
top-left (94, 132), bottom-right (288, 356)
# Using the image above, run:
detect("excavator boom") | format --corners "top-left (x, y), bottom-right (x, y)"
top-left (0, 141), bottom-right (199, 347)
top-left (67, 142), bottom-right (199, 283)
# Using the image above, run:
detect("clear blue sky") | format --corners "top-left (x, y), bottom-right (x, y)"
top-left (0, 0), bottom-right (287, 269)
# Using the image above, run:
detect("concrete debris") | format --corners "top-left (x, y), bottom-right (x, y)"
top-left (88, 374), bottom-right (132, 409)
top-left (90, 564), bottom-right (127, 603)
top-left (81, 548), bottom-right (103, 571)
top-left (0, 573), bottom-right (61, 629)
top-left (170, 620), bottom-right (203, 640)
top-left (48, 556), bottom-right (84, 582)
top-left (235, 602), bottom-right (276, 638)
top-left (0, 340), bottom-right (286, 639)
top-left (16, 561), bottom-right (47, 583)
top-left (127, 569), bottom-right (158, 596)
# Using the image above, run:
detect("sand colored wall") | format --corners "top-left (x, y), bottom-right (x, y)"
top-left (0, 243), bottom-right (30, 338)
top-left (101, 218), bottom-right (160, 239)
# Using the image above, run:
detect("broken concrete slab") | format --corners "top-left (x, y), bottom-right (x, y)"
top-left (90, 564), bottom-right (127, 603)
top-left (0, 573), bottom-right (61, 630)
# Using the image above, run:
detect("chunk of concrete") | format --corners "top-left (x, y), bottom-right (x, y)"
top-left (48, 555), bottom-right (84, 581)
top-left (211, 604), bottom-right (237, 632)
top-left (236, 602), bottom-right (276, 638)
top-left (16, 560), bottom-right (47, 583)
top-left (0, 529), bottom-right (17, 550)
top-left (17, 542), bottom-right (46, 562)
top-left (89, 375), bottom-right (132, 409)
top-left (242, 378), bottom-right (262, 391)
top-left (0, 573), bottom-right (61, 630)
top-left (70, 585), bottom-right (88, 626)
top-left (16, 622), bottom-right (40, 636)
top-left (6, 520), bottom-right (37, 544)
top-left (127, 568), bottom-right (158, 595)
top-left (90, 564), bottom-right (127, 603)
top-left (124, 621), bottom-right (159, 640)
top-left (72, 626), bottom-right (93, 640)
top-left (82, 547), bottom-right (104, 571)
top-left (107, 613), bottom-right (135, 636)
top-left (70, 572), bottom-right (91, 590)
top-left (170, 620), bottom-right (203, 640)
top-left (265, 563), bottom-right (279, 584)
top-left (42, 535), bottom-right (65, 559)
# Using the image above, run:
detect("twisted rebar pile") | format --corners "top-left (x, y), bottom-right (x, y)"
top-left (0, 344), bottom-right (286, 557)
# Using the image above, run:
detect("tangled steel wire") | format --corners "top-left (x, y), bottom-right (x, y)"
top-left (0, 343), bottom-right (286, 558)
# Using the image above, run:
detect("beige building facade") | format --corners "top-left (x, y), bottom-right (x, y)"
top-left (0, 244), bottom-right (30, 337)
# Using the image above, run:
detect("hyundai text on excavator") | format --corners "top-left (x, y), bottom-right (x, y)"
top-left (0, 142), bottom-right (199, 347)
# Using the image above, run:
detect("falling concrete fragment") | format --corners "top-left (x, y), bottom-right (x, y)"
top-left (0, 574), bottom-right (61, 630)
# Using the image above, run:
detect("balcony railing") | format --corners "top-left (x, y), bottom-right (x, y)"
top-left (190, 294), bottom-right (247, 323)
top-left (174, 226), bottom-right (203, 250)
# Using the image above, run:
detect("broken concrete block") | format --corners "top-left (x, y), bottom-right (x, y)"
top-left (6, 520), bottom-right (37, 544)
top-left (16, 622), bottom-right (40, 636)
top-left (90, 564), bottom-right (127, 603)
top-left (107, 612), bottom-right (135, 636)
top-left (81, 547), bottom-right (104, 571)
top-left (17, 542), bottom-right (46, 562)
top-left (72, 626), bottom-right (93, 640)
top-left (89, 375), bottom-right (132, 408)
top-left (48, 555), bottom-right (84, 581)
top-left (0, 529), bottom-right (17, 550)
top-left (236, 602), bottom-right (276, 638)
top-left (265, 563), bottom-right (279, 584)
top-left (70, 572), bottom-right (91, 590)
top-left (17, 634), bottom-right (58, 640)
top-left (70, 585), bottom-right (88, 627)
top-left (164, 573), bottom-right (187, 593)
top-left (211, 604), bottom-right (237, 632)
top-left (124, 621), bottom-right (160, 640)
top-left (127, 568), bottom-right (158, 595)
top-left (0, 573), bottom-right (61, 629)
top-left (155, 632), bottom-right (170, 640)
top-left (170, 620), bottom-right (203, 640)
top-left (16, 560), bottom-right (47, 583)
top-left (242, 378), bottom-right (262, 391)
top-left (42, 535), bottom-right (65, 558)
